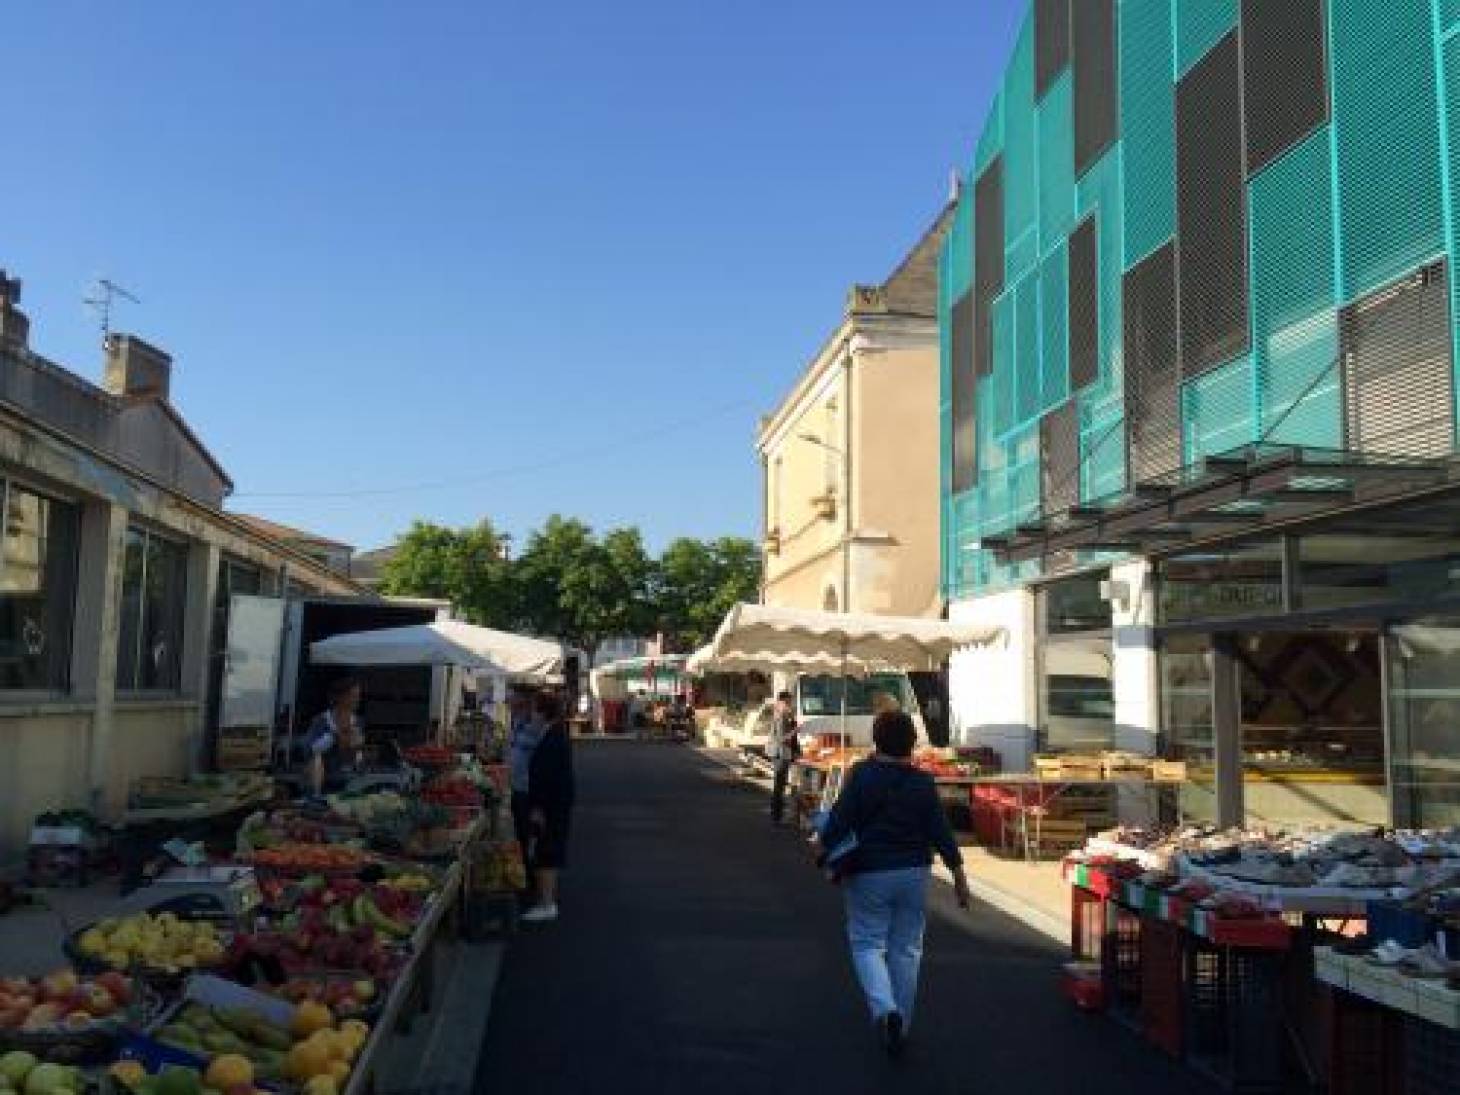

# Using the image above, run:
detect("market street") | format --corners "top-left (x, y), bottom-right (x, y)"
top-left (474, 742), bottom-right (1210, 1095)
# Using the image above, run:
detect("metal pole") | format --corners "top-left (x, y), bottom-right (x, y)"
top-left (839, 635), bottom-right (849, 754)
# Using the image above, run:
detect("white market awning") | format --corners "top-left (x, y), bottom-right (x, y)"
top-left (701, 602), bottom-right (1004, 676)
top-left (310, 620), bottom-right (570, 682)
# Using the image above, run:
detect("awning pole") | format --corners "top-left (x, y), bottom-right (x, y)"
top-left (839, 635), bottom-right (849, 755)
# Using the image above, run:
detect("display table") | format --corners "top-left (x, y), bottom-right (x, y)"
top-left (1314, 947), bottom-right (1460, 1030)
top-left (118, 790), bottom-right (276, 892)
top-left (972, 775), bottom-right (1175, 862)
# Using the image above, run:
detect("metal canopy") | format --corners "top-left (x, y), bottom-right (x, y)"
top-left (989, 446), bottom-right (1451, 563)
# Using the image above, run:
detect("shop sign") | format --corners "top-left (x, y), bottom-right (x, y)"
top-left (1161, 579), bottom-right (1283, 619)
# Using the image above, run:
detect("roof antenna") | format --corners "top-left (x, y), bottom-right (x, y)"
top-left (83, 277), bottom-right (141, 345)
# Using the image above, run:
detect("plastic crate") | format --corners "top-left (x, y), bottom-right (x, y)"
top-left (1403, 1016), bottom-right (1460, 1095)
top-left (1326, 987), bottom-right (1403, 1095)
top-left (1183, 939), bottom-right (1285, 1093)
top-left (1140, 918), bottom-right (1184, 1058)
top-left (1100, 902), bottom-right (1143, 1023)
top-left (1070, 882), bottom-right (1105, 964)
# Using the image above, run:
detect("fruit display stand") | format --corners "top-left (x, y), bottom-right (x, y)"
top-left (118, 779), bottom-right (278, 894)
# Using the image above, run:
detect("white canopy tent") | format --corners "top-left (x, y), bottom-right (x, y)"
top-left (698, 603), bottom-right (1006, 747)
top-left (310, 620), bottom-right (571, 683)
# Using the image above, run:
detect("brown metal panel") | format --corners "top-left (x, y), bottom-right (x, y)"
top-left (1036, 0), bottom-right (1071, 100)
top-left (1073, 0), bottom-right (1118, 175)
top-left (1241, 0), bottom-right (1328, 177)
top-left (951, 290), bottom-right (978, 493)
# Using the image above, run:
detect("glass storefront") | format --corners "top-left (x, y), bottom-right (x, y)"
top-left (1157, 540), bottom-right (1285, 623)
top-left (1387, 621), bottom-right (1460, 827)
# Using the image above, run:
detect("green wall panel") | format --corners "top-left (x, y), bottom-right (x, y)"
top-left (1038, 74), bottom-right (1076, 251)
top-left (1331, 0), bottom-right (1446, 302)
top-left (1444, 33), bottom-right (1460, 434)
top-left (1249, 126), bottom-right (1342, 448)
top-left (1079, 382), bottom-right (1126, 502)
top-left (1445, 0), bottom-right (1460, 32)
top-left (1175, 0), bottom-right (1236, 78)
top-left (1005, 16), bottom-right (1039, 254)
top-left (1120, 0), bottom-right (1176, 267)
top-left (1014, 273), bottom-right (1042, 424)
top-left (1039, 242), bottom-right (1070, 411)
top-left (990, 292), bottom-right (1015, 437)
top-left (946, 188), bottom-right (974, 300)
top-left (1182, 356), bottom-right (1257, 463)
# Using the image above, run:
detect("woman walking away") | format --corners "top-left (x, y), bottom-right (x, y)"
top-left (522, 690), bottom-right (576, 924)
top-left (818, 710), bottom-right (972, 1058)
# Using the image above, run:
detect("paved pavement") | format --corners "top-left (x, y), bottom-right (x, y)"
top-left (475, 742), bottom-right (1211, 1094)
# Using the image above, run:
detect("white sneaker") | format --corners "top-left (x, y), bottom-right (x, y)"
top-left (522, 903), bottom-right (559, 923)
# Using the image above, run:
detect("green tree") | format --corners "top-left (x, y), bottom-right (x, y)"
top-left (654, 535), bottom-right (761, 650)
top-left (379, 520), bottom-right (515, 626)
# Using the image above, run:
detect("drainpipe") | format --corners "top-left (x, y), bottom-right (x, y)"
top-left (759, 452), bottom-right (769, 604)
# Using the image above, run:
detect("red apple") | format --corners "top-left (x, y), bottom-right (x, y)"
top-left (0, 1007), bottom-right (25, 1030)
top-left (96, 972), bottom-right (132, 1005)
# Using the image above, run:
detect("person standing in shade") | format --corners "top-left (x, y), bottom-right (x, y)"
top-left (768, 690), bottom-right (800, 826)
top-left (818, 710), bottom-right (972, 1059)
top-left (305, 677), bottom-right (364, 796)
top-left (508, 688), bottom-right (545, 879)
top-left (522, 690), bottom-right (576, 923)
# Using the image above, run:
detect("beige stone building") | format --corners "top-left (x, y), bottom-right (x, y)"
top-left (757, 203), bottom-right (953, 617)
top-left (0, 273), bottom-right (362, 857)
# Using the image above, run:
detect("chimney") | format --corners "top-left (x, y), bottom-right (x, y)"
top-left (103, 334), bottom-right (172, 401)
top-left (0, 272), bottom-right (29, 349)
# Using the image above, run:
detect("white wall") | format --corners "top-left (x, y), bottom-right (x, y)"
top-left (1111, 558), bottom-right (1160, 755)
top-left (948, 587), bottom-right (1036, 772)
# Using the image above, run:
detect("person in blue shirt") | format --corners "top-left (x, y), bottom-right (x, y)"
top-left (818, 710), bottom-right (972, 1058)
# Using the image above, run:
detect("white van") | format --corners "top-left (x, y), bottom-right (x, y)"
top-left (729, 672), bottom-right (925, 755)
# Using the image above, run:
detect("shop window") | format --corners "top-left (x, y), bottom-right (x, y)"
top-left (798, 673), bottom-right (909, 717)
top-left (0, 484), bottom-right (79, 691)
top-left (1042, 571), bottom-right (1111, 633)
top-left (1160, 635), bottom-right (1213, 765)
top-left (1158, 539), bottom-right (1284, 623)
top-left (116, 526), bottom-right (189, 692)
top-left (1298, 517), bottom-right (1460, 612)
top-left (1236, 631), bottom-right (1386, 827)
top-left (1389, 622), bottom-right (1460, 827)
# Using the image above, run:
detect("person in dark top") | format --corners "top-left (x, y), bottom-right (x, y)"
top-left (768, 691), bottom-right (799, 826)
top-left (818, 710), bottom-right (972, 1058)
top-left (522, 690), bottom-right (576, 924)
top-left (304, 677), bottom-right (364, 796)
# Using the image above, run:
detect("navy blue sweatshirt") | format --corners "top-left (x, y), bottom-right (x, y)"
top-left (820, 758), bottom-right (963, 875)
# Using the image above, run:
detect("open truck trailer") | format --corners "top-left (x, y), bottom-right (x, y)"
top-left (213, 593), bottom-right (451, 772)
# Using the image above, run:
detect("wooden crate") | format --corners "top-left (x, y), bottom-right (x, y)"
top-left (217, 729), bottom-right (272, 771)
top-left (1151, 760), bottom-right (1188, 783)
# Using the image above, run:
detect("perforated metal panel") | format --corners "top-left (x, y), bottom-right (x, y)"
top-left (1330, 0), bottom-right (1446, 303)
top-left (975, 158), bottom-right (1006, 376)
top-left (1121, 0), bottom-right (1176, 267)
top-left (1176, 33), bottom-right (1250, 377)
top-left (1176, 0), bottom-right (1237, 77)
top-left (990, 292), bottom-right (1015, 436)
top-left (976, 90), bottom-right (1004, 174)
top-left (1038, 74), bottom-right (1076, 251)
top-left (1078, 151), bottom-right (1125, 385)
top-left (1240, 0), bottom-right (1327, 177)
top-left (1041, 400), bottom-right (1080, 515)
top-left (1249, 126), bottom-right (1342, 448)
top-left (1445, 0), bottom-right (1460, 30)
top-left (1035, 0), bottom-right (1070, 100)
top-left (1342, 263), bottom-right (1455, 458)
top-left (1040, 242), bottom-right (1070, 410)
top-left (1072, 0), bottom-right (1118, 176)
top-left (1123, 243), bottom-right (1181, 481)
top-left (950, 291), bottom-right (978, 493)
top-left (1182, 356), bottom-right (1256, 463)
top-left (1005, 18), bottom-right (1038, 262)
top-left (1015, 272), bottom-right (1041, 425)
top-left (1068, 217), bottom-right (1099, 392)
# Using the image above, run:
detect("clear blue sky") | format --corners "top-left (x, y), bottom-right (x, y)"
top-left (7, 0), bottom-right (1024, 552)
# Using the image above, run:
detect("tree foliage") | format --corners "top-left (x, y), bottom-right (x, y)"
top-left (379, 514), bottom-right (759, 660)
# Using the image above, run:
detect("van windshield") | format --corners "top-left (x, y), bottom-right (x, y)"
top-left (799, 673), bottom-right (910, 716)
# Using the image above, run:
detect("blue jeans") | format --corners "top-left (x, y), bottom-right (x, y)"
top-left (842, 866), bottom-right (929, 1029)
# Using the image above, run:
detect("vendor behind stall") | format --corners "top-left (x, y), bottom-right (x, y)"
top-left (306, 676), bottom-right (365, 795)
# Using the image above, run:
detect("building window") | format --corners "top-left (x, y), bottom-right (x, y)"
top-left (1157, 539), bottom-right (1285, 623)
top-left (0, 484), bottom-right (79, 691)
top-left (1036, 572), bottom-right (1114, 753)
top-left (116, 526), bottom-right (189, 692)
top-left (1389, 621), bottom-right (1460, 827)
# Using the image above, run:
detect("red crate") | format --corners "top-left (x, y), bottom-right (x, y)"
top-left (1140, 919), bottom-right (1183, 1057)
top-left (1061, 970), bottom-right (1106, 1011)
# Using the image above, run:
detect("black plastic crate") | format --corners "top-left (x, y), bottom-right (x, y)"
top-left (1182, 939), bottom-right (1285, 1093)
top-left (1327, 988), bottom-right (1403, 1095)
top-left (1403, 1015), bottom-right (1460, 1095)
top-left (1100, 902), bottom-right (1143, 1024)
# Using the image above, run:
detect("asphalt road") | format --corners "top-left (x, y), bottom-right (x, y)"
top-left (475, 742), bottom-right (1211, 1095)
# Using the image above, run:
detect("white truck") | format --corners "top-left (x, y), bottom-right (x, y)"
top-left (729, 671), bottom-right (927, 756)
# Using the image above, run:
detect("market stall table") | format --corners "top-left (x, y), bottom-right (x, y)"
top-left (970, 774), bottom-right (1179, 863)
